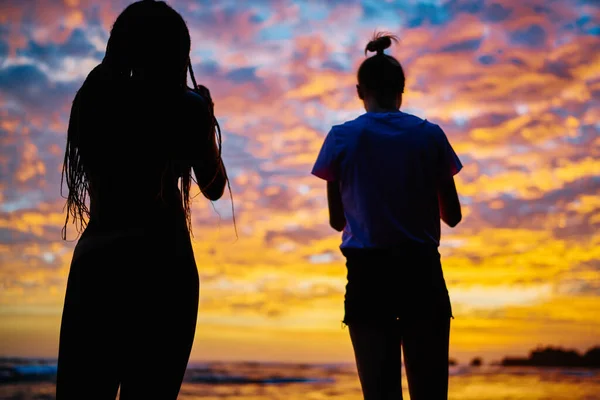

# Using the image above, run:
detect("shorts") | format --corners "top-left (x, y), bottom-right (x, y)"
top-left (341, 244), bottom-right (453, 326)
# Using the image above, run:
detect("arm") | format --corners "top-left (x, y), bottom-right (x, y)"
top-left (312, 127), bottom-right (344, 230)
top-left (193, 139), bottom-right (226, 201)
top-left (185, 88), bottom-right (227, 201)
top-left (438, 176), bottom-right (462, 227)
top-left (433, 124), bottom-right (463, 227)
top-left (327, 181), bottom-right (346, 232)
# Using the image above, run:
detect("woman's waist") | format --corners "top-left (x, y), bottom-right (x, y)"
top-left (74, 217), bottom-right (192, 263)
top-left (89, 199), bottom-right (187, 225)
top-left (82, 202), bottom-right (191, 243)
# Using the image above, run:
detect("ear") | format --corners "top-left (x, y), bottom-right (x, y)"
top-left (356, 84), bottom-right (364, 100)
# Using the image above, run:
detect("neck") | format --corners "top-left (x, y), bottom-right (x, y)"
top-left (367, 104), bottom-right (399, 113)
top-left (364, 97), bottom-right (401, 113)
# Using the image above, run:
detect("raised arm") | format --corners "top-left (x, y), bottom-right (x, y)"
top-left (327, 181), bottom-right (346, 232)
top-left (193, 139), bottom-right (226, 201)
top-left (184, 88), bottom-right (227, 201)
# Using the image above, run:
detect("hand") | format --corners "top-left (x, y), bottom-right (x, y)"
top-left (191, 84), bottom-right (214, 112)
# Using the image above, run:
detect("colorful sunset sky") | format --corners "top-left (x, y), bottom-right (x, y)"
top-left (0, 0), bottom-right (599, 364)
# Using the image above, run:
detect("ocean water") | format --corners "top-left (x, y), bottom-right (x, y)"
top-left (1, 362), bottom-right (600, 400)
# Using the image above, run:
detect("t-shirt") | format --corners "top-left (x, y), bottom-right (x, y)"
top-left (311, 111), bottom-right (462, 249)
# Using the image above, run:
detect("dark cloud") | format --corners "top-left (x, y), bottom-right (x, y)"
top-left (478, 54), bottom-right (496, 65)
top-left (0, 64), bottom-right (46, 90)
top-left (449, 0), bottom-right (484, 14)
top-left (559, 280), bottom-right (600, 296)
top-left (17, 28), bottom-right (101, 68)
top-left (557, 260), bottom-right (600, 296)
top-left (226, 67), bottom-right (258, 84)
top-left (249, 12), bottom-right (268, 25)
top-left (563, 123), bottom-right (599, 148)
top-left (220, 132), bottom-right (262, 173)
top-left (468, 112), bottom-right (516, 129)
top-left (188, 2), bottom-right (241, 25)
top-left (0, 39), bottom-right (8, 58)
top-left (191, 60), bottom-right (220, 78)
top-left (321, 60), bottom-right (347, 72)
top-left (440, 38), bottom-right (482, 53)
top-left (509, 24), bottom-right (547, 47)
top-left (574, 14), bottom-right (600, 36)
top-left (574, 260), bottom-right (600, 272)
top-left (0, 64), bottom-right (78, 113)
top-left (540, 60), bottom-right (574, 80)
top-left (482, 3), bottom-right (513, 22)
top-left (509, 57), bottom-right (526, 66)
top-left (532, 5), bottom-right (552, 15)
top-left (0, 226), bottom-right (53, 245)
top-left (0, 128), bottom-right (19, 184)
top-left (472, 176), bottom-right (600, 234)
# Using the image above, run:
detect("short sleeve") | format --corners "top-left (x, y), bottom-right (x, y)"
top-left (311, 127), bottom-right (341, 182)
top-left (435, 125), bottom-right (463, 180)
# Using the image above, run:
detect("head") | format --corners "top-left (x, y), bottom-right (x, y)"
top-left (104, 0), bottom-right (191, 86)
top-left (356, 33), bottom-right (405, 112)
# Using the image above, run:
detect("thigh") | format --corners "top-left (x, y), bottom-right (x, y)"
top-left (56, 256), bottom-right (120, 400)
top-left (349, 322), bottom-right (403, 400)
top-left (119, 258), bottom-right (199, 400)
top-left (401, 317), bottom-right (450, 400)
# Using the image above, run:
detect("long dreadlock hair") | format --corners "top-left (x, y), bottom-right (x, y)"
top-left (61, 0), bottom-right (235, 240)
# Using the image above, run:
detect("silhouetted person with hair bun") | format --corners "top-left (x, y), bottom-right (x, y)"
top-left (312, 32), bottom-right (463, 400)
top-left (57, 1), bottom-right (231, 398)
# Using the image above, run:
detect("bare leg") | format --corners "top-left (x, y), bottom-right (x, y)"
top-left (56, 255), bottom-right (120, 400)
top-left (402, 317), bottom-right (451, 400)
top-left (349, 323), bottom-right (403, 400)
top-left (118, 238), bottom-right (199, 400)
top-left (56, 233), bottom-right (199, 400)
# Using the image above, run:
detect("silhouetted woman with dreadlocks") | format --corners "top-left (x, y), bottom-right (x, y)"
top-left (56, 1), bottom-right (231, 398)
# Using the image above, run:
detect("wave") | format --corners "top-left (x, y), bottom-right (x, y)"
top-left (2, 360), bottom-right (597, 385)
top-left (0, 365), bottom-right (57, 383)
top-left (0, 363), bottom-right (335, 385)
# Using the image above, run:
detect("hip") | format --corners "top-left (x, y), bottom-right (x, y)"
top-left (341, 244), bottom-right (453, 324)
top-left (342, 243), bottom-right (445, 286)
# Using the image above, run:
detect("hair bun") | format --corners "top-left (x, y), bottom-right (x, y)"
top-left (365, 32), bottom-right (398, 55)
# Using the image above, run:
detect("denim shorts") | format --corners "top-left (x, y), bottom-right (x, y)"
top-left (341, 244), bottom-right (453, 326)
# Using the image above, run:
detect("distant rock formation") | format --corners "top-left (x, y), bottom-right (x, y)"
top-left (501, 346), bottom-right (600, 368)
top-left (470, 357), bottom-right (483, 367)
